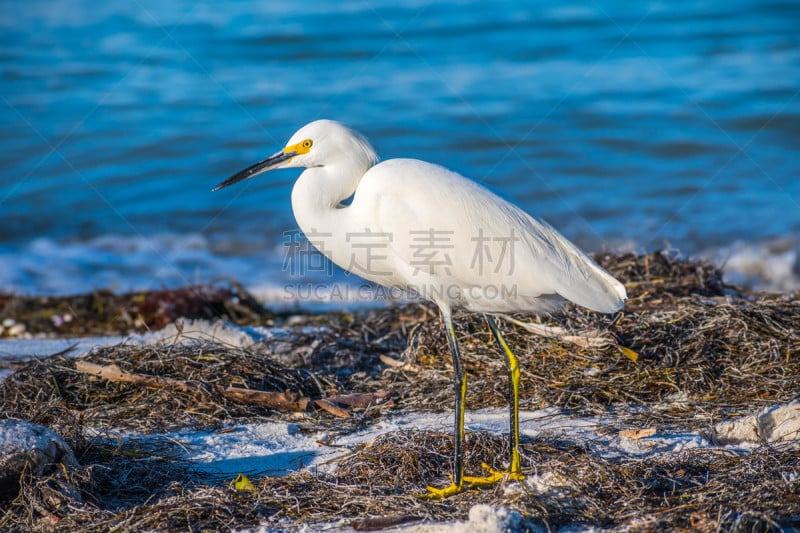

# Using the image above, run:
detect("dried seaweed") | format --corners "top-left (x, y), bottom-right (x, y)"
top-left (1, 252), bottom-right (799, 531)
top-left (0, 282), bottom-right (271, 337)
top-left (1, 343), bottom-right (326, 433)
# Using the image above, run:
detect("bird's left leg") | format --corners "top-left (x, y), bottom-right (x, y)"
top-left (463, 314), bottom-right (525, 486)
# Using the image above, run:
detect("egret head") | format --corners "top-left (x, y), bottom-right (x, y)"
top-left (213, 119), bottom-right (378, 191)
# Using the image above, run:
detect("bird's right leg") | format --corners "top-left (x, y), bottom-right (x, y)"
top-left (463, 314), bottom-right (525, 486)
top-left (423, 308), bottom-right (467, 499)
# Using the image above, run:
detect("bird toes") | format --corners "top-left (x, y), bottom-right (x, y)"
top-left (463, 462), bottom-right (525, 487)
top-left (418, 481), bottom-right (466, 499)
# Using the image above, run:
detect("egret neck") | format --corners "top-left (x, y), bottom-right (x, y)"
top-left (289, 141), bottom-right (381, 281)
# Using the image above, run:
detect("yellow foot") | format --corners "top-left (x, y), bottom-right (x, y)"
top-left (463, 462), bottom-right (525, 488)
top-left (418, 481), bottom-right (466, 499)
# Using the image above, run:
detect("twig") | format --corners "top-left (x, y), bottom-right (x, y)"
top-left (74, 360), bottom-right (309, 411)
top-left (499, 314), bottom-right (639, 361)
top-left (314, 398), bottom-right (350, 418)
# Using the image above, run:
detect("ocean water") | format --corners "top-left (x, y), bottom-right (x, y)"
top-left (2, 0), bottom-right (799, 300)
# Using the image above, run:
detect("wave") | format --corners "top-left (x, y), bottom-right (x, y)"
top-left (702, 238), bottom-right (800, 293)
top-left (1, 234), bottom-right (797, 305)
top-left (0, 233), bottom-right (274, 296)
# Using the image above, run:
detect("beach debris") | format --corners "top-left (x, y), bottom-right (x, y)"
top-left (464, 504), bottom-right (534, 533)
top-left (314, 398), bottom-right (350, 418)
top-left (50, 313), bottom-right (73, 327)
top-left (0, 419), bottom-right (80, 502)
top-left (619, 427), bottom-right (657, 440)
top-left (1, 253), bottom-right (799, 531)
top-left (350, 504), bottom-right (533, 533)
top-left (616, 345), bottom-right (639, 362)
top-left (498, 314), bottom-right (638, 361)
top-left (380, 354), bottom-right (421, 372)
top-left (0, 318), bottom-right (27, 338)
top-left (325, 391), bottom-right (390, 408)
top-left (313, 391), bottom-right (391, 418)
top-left (713, 401), bottom-right (800, 445)
top-left (232, 473), bottom-right (255, 492)
top-left (141, 317), bottom-right (261, 350)
top-left (351, 514), bottom-right (419, 531)
top-left (0, 282), bottom-right (272, 336)
top-left (74, 360), bottom-right (310, 412)
top-left (358, 504), bottom-right (532, 533)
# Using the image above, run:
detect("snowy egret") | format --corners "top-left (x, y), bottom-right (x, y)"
top-left (214, 120), bottom-right (626, 498)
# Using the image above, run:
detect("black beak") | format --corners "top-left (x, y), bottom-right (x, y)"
top-left (213, 150), bottom-right (296, 191)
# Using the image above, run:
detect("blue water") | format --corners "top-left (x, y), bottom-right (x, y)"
top-left (2, 1), bottom-right (799, 296)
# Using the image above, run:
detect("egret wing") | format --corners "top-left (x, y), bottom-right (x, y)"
top-left (360, 159), bottom-right (625, 313)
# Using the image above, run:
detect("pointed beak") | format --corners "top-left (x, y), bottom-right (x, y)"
top-left (213, 149), bottom-right (296, 191)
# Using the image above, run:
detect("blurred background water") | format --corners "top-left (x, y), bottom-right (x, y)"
top-left (1, 0), bottom-right (799, 299)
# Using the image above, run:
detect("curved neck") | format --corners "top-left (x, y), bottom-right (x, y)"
top-left (290, 163), bottom-right (362, 235)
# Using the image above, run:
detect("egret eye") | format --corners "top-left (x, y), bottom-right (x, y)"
top-left (302, 139), bottom-right (313, 149)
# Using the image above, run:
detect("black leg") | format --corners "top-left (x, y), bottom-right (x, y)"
top-left (444, 311), bottom-right (466, 489)
top-left (423, 308), bottom-right (467, 498)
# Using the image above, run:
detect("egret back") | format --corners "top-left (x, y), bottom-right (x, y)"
top-left (349, 158), bottom-right (626, 314)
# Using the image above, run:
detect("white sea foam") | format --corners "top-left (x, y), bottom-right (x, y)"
top-left (1, 234), bottom-right (798, 305)
top-left (703, 237), bottom-right (800, 292)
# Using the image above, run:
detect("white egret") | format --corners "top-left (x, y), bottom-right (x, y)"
top-left (214, 119), bottom-right (626, 498)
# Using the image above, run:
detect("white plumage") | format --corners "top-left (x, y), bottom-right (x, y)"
top-left (278, 120), bottom-right (625, 315)
top-left (214, 119), bottom-right (627, 498)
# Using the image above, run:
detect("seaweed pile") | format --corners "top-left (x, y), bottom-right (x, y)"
top-left (1, 252), bottom-right (798, 531)
top-left (0, 282), bottom-right (271, 337)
